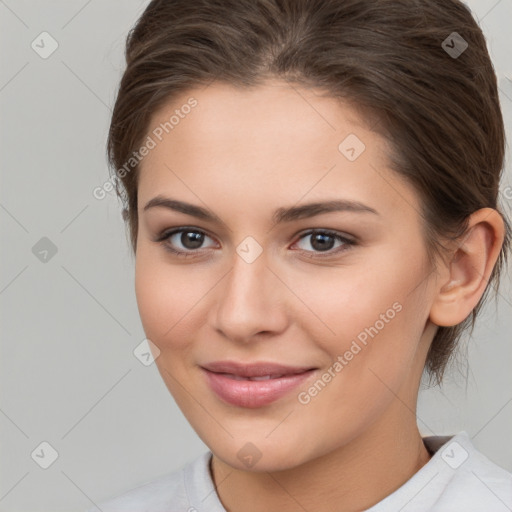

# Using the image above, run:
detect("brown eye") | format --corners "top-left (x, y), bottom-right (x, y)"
top-left (293, 230), bottom-right (356, 256)
top-left (155, 227), bottom-right (216, 257)
top-left (175, 230), bottom-right (205, 250)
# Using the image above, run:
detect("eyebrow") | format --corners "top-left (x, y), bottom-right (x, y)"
top-left (143, 195), bottom-right (379, 225)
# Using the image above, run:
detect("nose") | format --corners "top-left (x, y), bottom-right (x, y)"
top-left (212, 247), bottom-right (288, 343)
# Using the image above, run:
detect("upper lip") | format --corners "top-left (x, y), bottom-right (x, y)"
top-left (201, 361), bottom-right (316, 378)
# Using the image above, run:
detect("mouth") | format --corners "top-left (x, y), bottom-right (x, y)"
top-left (200, 361), bottom-right (318, 408)
top-left (212, 373), bottom-right (299, 381)
top-left (201, 360), bottom-right (317, 378)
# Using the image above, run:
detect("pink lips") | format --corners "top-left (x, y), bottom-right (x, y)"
top-left (201, 361), bottom-right (317, 408)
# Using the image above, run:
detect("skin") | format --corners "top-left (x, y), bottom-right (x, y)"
top-left (134, 80), bottom-right (505, 511)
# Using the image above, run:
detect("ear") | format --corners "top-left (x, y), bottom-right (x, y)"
top-left (429, 208), bottom-right (505, 327)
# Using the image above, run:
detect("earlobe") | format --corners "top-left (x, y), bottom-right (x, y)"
top-left (429, 208), bottom-right (505, 327)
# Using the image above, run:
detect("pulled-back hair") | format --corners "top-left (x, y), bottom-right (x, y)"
top-left (106, 0), bottom-right (511, 384)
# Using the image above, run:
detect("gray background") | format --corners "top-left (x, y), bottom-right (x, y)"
top-left (0, 1), bottom-right (511, 510)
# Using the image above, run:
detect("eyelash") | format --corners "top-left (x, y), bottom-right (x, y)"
top-left (153, 226), bottom-right (357, 259)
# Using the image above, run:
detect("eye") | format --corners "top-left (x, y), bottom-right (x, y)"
top-left (292, 229), bottom-right (356, 257)
top-left (154, 227), bottom-right (356, 259)
top-left (154, 227), bottom-right (217, 257)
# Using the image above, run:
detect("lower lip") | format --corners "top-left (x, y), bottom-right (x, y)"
top-left (202, 368), bottom-right (317, 408)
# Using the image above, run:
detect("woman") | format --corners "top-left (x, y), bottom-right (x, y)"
top-left (88, 0), bottom-right (512, 510)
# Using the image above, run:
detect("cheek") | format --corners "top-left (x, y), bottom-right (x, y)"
top-left (307, 257), bottom-right (427, 384)
top-left (298, 266), bottom-right (402, 345)
top-left (134, 251), bottom-right (194, 347)
top-left (135, 254), bottom-right (200, 404)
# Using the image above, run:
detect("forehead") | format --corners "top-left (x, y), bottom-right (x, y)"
top-left (144, 79), bottom-right (371, 160)
top-left (138, 80), bottom-right (419, 221)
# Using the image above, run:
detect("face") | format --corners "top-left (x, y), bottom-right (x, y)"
top-left (135, 80), bottom-right (438, 472)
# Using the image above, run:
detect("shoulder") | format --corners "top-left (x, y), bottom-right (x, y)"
top-left (85, 452), bottom-right (211, 512)
top-left (431, 432), bottom-right (512, 509)
top-left (367, 432), bottom-right (512, 512)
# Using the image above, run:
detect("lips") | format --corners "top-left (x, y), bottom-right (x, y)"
top-left (201, 360), bottom-right (318, 408)
top-left (201, 360), bottom-right (316, 378)
top-left (218, 374), bottom-right (287, 381)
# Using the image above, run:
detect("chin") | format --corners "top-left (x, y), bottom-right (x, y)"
top-left (208, 434), bottom-right (314, 473)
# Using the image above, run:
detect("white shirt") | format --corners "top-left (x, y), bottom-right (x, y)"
top-left (86, 431), bottom-right (512, 511)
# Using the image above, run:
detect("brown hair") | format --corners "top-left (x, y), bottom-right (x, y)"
top-left (107, 0), bottom-right (511, 384)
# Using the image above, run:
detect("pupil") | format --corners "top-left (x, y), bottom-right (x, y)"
top-left (311, 233), bottom-right (334, 251)
top-left (182, 231), bottom-right (204, 249)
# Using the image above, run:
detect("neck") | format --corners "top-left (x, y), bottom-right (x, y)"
top-left (210, 404), bottom-right (432, 512)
